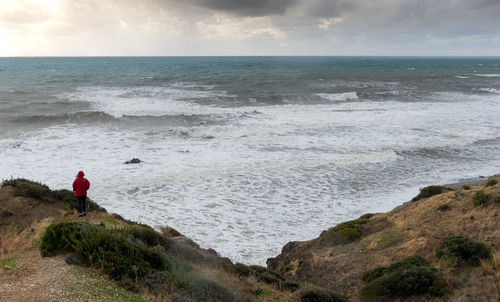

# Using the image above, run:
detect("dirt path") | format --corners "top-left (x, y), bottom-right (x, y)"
top-left (0, 248), bottom-right (77, 302)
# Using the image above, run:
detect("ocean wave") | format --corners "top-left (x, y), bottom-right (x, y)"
top-left (316, 92), bottom-right (359, 101)
top-left (474, 74), bottom-right (500, 77)
top-left (455, 76), bottom-right (470, 79)
top-left (479, 88), bottom-right (500, 94)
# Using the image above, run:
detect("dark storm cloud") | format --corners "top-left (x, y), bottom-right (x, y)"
top-left (301, 0), bottom-right (352, 18)
top-left (184, 0), bottom-right (299, 16)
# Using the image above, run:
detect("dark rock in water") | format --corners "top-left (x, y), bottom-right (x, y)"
top-left (1, 209), bottom-right (14, 217)
top-left (202, 135), bottom-right (215, 140)
top-left (124, 158), bottom-right (142, 164)
top-left (479, 175), bottom-right (485, 178)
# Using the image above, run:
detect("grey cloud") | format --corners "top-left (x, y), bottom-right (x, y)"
top-left (187, 0), bottom-right (299, 16)
top-left (301, 0), bottom-right (352, 18)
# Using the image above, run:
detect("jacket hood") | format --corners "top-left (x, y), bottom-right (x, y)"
top-left (77, 171), bottom-right (85, 178)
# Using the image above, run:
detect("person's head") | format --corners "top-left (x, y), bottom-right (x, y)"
top-left (77, 171), bottom-right (85, 178)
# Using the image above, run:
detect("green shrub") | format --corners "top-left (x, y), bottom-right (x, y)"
top-left (320, 218), bottom-right (369, 246)
top-left (299, 285), bottom-right (349, 302)
top-left (233, 263), bottom-right (251, 277)
top-left (362, 256), bottom-right (429, 282)
top-left (485, 179), bottom-right (498, 187)
top-left (249, 265), bottom-right (281, 285)
top-left (437, 204), bottom-right (452, 211)
top-left (494, 196), bottom-right (500, 204)
top-left (2, 178), bottom-right (52, 200)
top-left (461, 185), bottom-right (471, 190)
top-left (436, 236), bottom-right (491, 267)
top-left (40, 222), bottom-right (166, 281)
top-left (412, 186), bottom-right (445, 202)
top-left (361, 256), bottom-right (447, 302)
top-left (124, 224), bottom-right (170, 247)
top-left (472, 190), bottom-right (490, 206)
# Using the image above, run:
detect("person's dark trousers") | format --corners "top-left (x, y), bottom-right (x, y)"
top-left (77, 196), bottom-right (86, 215)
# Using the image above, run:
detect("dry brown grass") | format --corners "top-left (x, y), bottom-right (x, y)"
top-left (268, 175), bottom-right (500, 301)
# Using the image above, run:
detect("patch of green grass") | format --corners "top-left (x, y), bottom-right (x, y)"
top-left (255, 287), bottom-right (272, 296)
top-left (361, 256), bottom-right (447, 302)
top-left (472, 190), bottom-right (490, 206)
top-left (411, 186), bottom-right (445, 202)
top-left (461, 185), bottom-right (471, 190)
top-left (374, 232), bottom-right (402, 249)
top-left (437, 204), bottom-right (452, 212)
top-left (436, 236), bottom-right (491, 267)
top-left (0, 253), bottom-right (22, 271)
top-left (485, 179), bottom-right (498, 187)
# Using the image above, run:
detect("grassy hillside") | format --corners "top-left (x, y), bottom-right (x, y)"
top-left (0, 178), bottom-right (346, 302)
top-left (267, 176), bottom-right (500, 302)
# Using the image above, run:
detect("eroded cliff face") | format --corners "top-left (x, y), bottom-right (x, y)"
top-left (267, 176), bottom-right (500, 302)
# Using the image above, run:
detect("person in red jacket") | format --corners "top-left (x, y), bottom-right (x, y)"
top-left (73, 171), bottom-right (90, 217)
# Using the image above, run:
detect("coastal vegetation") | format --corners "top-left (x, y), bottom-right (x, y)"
top-left (411, 185), bottom-right (446, 202)
top-left (1, 175), bottom-right (499, 301)
top-left (360, 256), bottom-right (447, 301)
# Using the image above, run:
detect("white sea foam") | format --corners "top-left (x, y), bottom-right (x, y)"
top-left (474, 74), bottom-right (500, 77)
top-left (316, 92), bottom-right (358, 101)
top-left (479, 88), bottom-right (500, 94)
top-left (455, 76), bottom-right (470, 79)
top-left (61, 86), bottom-right (233, 117)
top-left (2, 90), bottom-right (500, 265)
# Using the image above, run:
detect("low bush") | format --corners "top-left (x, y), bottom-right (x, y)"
top-left (494, 196), bottom-right (500, 204)
top-left (2, 178), bottom-right (51, 200)
top-left (362, 256), bottom-right (429, 282)
top-left (249, 265), bottom-right (281, 285)
top-left (233, 263), bottom-right (251, 277)
top-left (299, 285), bottom-right (349, 302)
top-left (361, 256), bottom-right (447, 302)
top-left (472, 190), bottom-right (490, 206)
top-left (461, 185), bottom-right (471, 190)
top-left (485, 179), bottom-right (498, 187)
top-left (436, 236), bottom-right (491, 267)
top-left (320, 218), bottom-right (369, 246)
top-left (412, 186), bottom-right (445, 202)
top-left (437, 204), bottom-right (452, 211)
top-left (40, 222), bottom-right (167, 281)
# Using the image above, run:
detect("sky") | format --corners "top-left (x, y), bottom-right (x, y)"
top-left (1, 0), bottom-right (500, 56)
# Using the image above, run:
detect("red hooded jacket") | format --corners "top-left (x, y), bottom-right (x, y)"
top-left (73, 171), bottom-right (90, 197)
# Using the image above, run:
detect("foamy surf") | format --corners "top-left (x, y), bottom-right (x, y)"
top-left (316, 92), bottom-right (358, 101)
top-left (1, 57), bottom-right (500, 265)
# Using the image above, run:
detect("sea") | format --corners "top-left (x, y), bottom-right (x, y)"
top-left (1, 57), bottom-right (499, 265)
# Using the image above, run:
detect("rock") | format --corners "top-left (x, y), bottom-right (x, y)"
top-left (124, 158), bottom-right (142, 164)
top-left (202, 135), bottom-right (215, 140)
top-left (1, 209), bottom-right (14, 218)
